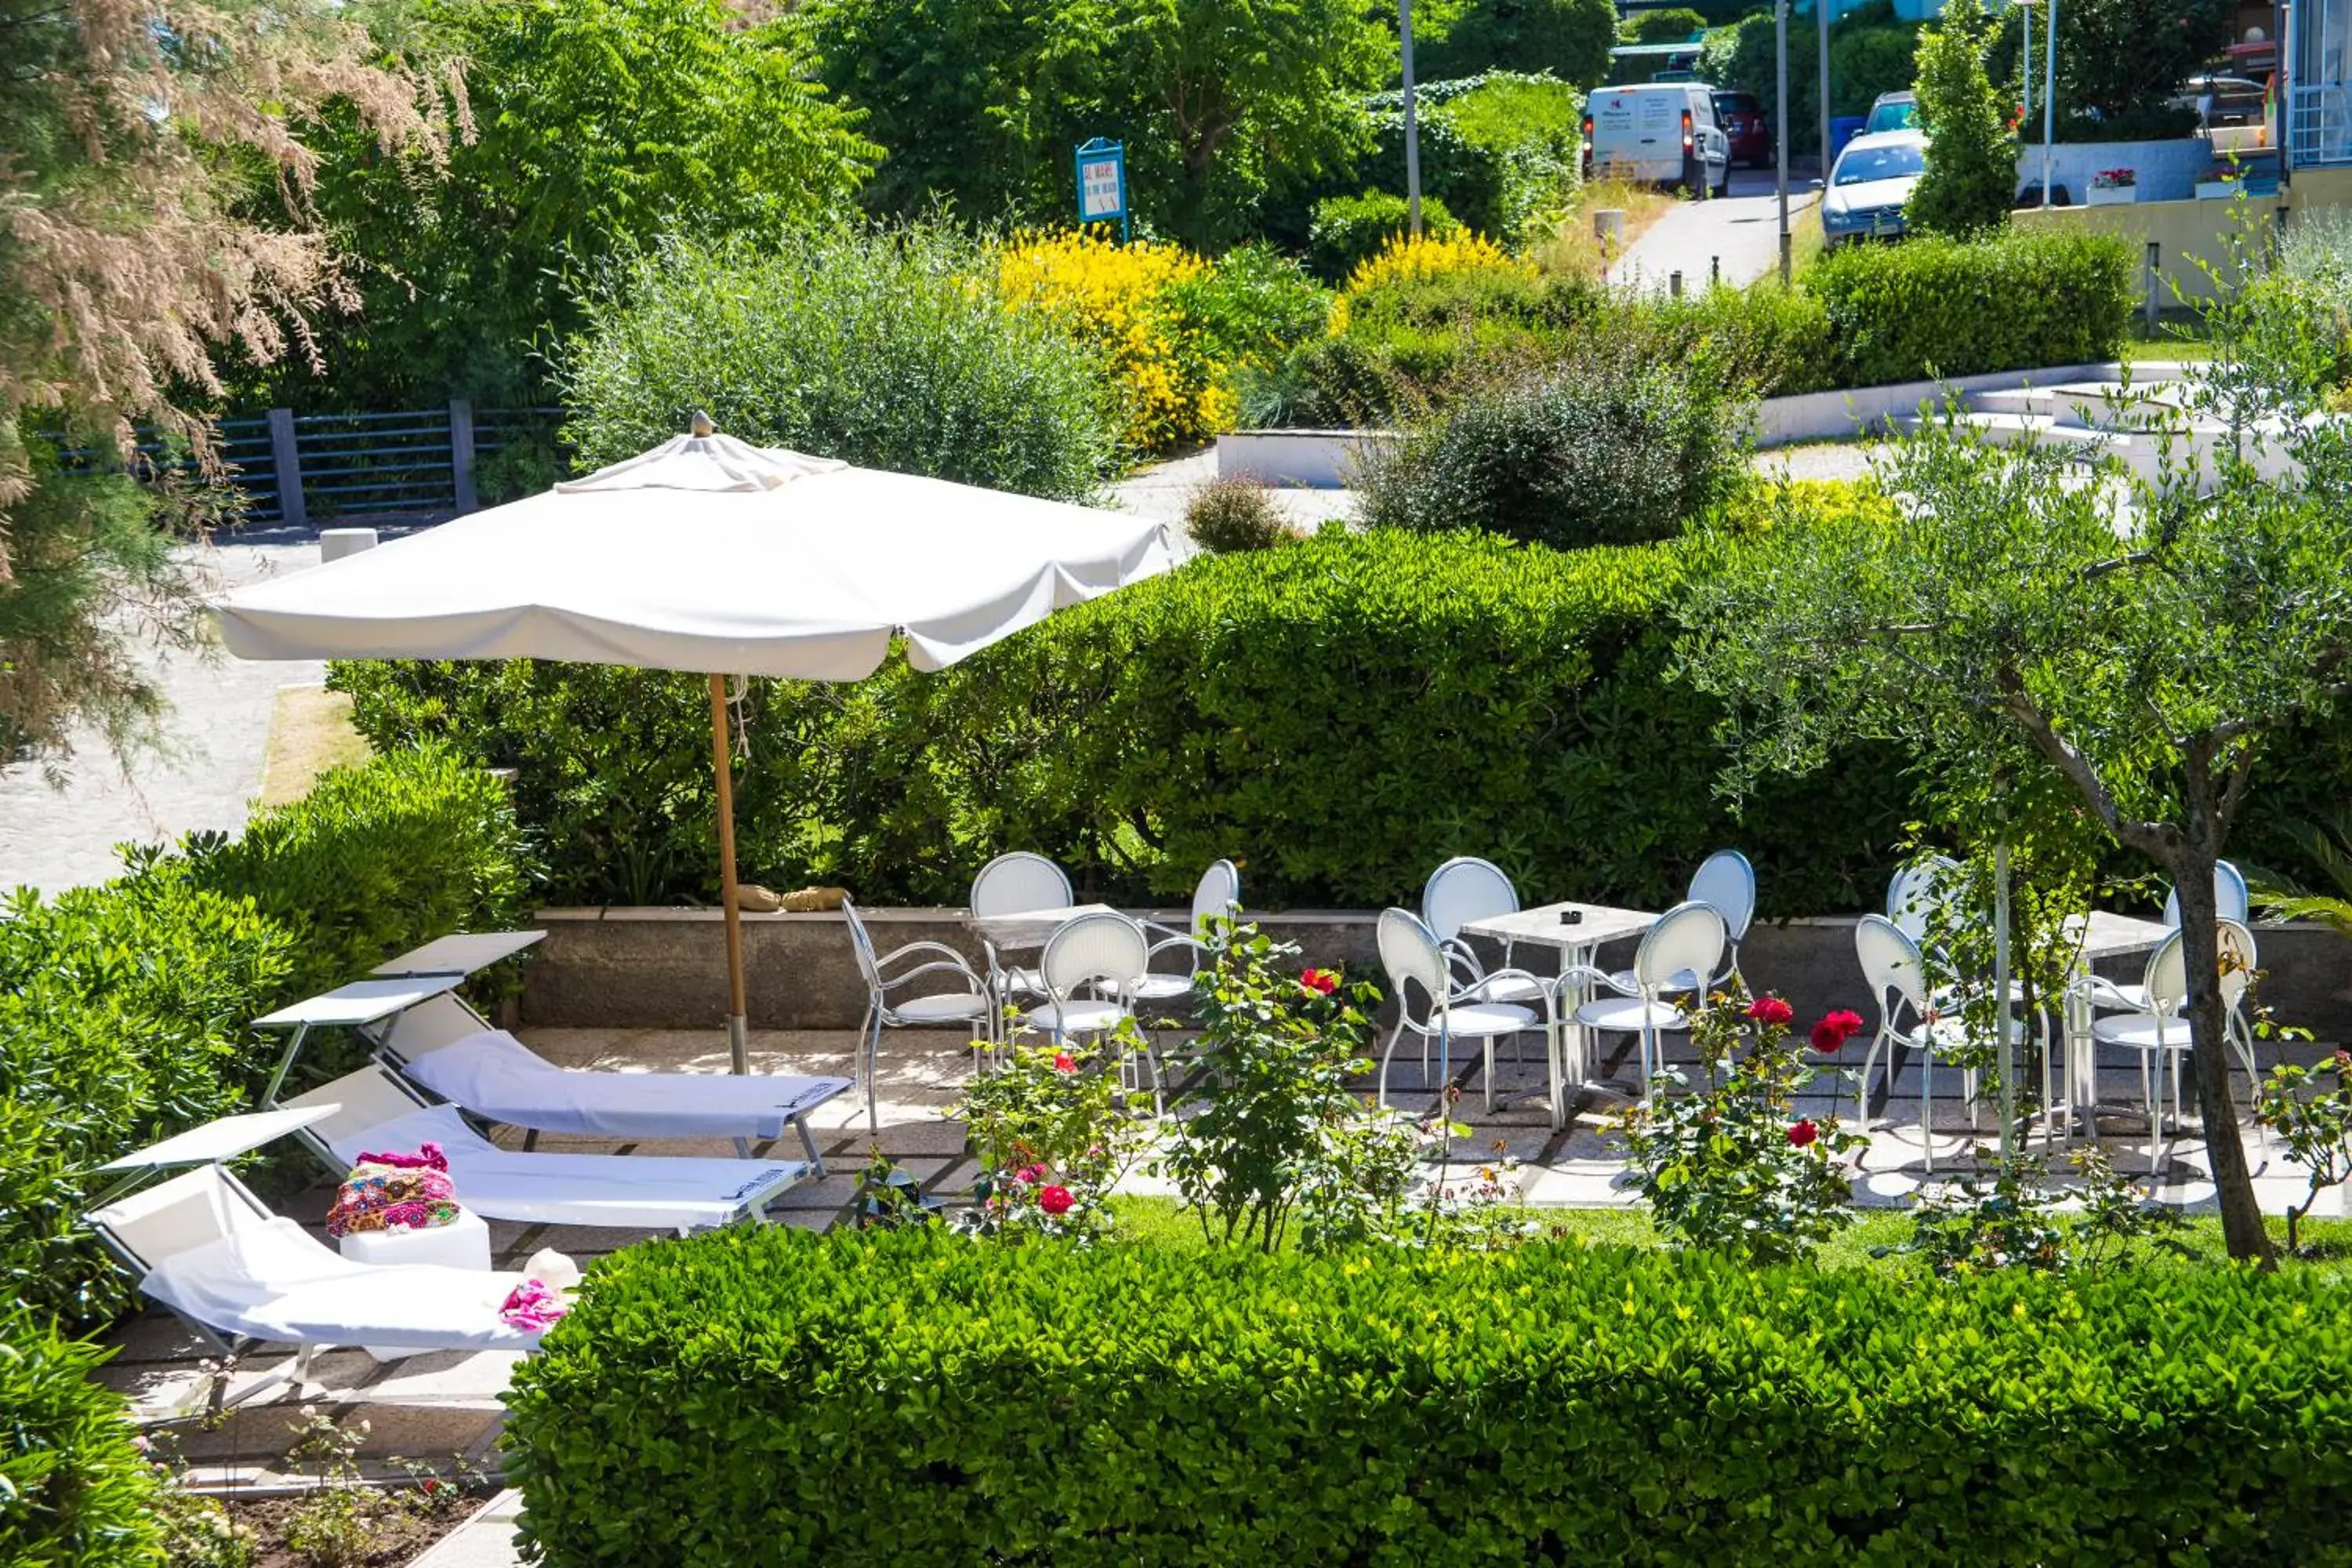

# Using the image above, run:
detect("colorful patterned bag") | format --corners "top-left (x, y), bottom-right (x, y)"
top-left (325, 1142), bottom-right (463, 1238)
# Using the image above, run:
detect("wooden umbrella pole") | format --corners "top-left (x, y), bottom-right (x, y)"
top-left (709, 673), bottom-right (751, 1074)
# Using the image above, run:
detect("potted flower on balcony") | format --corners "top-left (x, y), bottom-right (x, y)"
top-left (2086, 166), bottom-right (2138, 206)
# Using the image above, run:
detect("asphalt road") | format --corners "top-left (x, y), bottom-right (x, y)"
top-left (1612, 168), bottom-right (1821, 296)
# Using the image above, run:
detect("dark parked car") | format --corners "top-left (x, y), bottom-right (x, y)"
top-left (1713, 90), bottom-right (1769, 168)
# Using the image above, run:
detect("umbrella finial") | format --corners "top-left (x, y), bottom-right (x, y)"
top-left (689, 410), bottom-right (715, 438)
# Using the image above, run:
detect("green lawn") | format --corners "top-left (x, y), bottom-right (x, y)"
top-left (1106, 1195), bottom-right (2352, 1276)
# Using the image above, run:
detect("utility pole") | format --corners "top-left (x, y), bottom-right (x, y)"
top-left (1818, 0), bottom-right (1832, 187)
top-left (1777, 0), bottom-right (1791, 284)
top-left (2042, 0), bottom-right (2059, 208)
top-left (1400, 0), bottom-right (1424, 237)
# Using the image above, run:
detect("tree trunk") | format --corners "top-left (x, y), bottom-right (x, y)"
top-left (2170, 847), bottom-right (2277, 1265)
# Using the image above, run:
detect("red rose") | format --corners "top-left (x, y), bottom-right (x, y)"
top-left (1037, 1185), bottom-right (1074, 1215)
top-left (1301, 968), bottom-right (1338, 996)
top-left (1786, 1120), bottom-right (1820, 1149)
top-left (1809, 1009), bottom-right (1867, 1052)
top-left (1052, 1052), bottom-right (1076, 1073)
top-left (1745, 996), bottom-right (1795, 1026)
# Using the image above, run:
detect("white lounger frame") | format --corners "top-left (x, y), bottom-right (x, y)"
top-left (278, 1063), bottom-right (805, 1233)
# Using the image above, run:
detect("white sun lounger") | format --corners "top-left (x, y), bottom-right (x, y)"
top-left (87, 1109), bottom-right (544, 1413)
top-left (281, 1065), bottom-right (808, 1232)
top-left (252, 946), bottom-right (851, 1171)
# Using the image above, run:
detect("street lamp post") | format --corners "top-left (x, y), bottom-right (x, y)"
top-left (1777, 0), bottom-right (1791, 283)
top-left (1818, 0), bottom-right (1831, 194)
top-left (2042, 0), bottom-right (2059, 208)
top-left (1400, 0), bottom-right (1424, 237)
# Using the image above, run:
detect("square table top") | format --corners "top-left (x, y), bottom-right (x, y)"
top-left (2070, 909), bottom-right (2174, 963)
top-left (970, 903), bottom-right (1125, 950)
top-left (1464, 901), bottom-right (1662, 951)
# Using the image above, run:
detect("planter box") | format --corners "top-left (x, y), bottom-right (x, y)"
top-left (2195, 180), bottom-right (2243, 199)
top-left (2085, 184), bottom-right (2139, 205)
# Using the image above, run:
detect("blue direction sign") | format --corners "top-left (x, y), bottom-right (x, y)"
top-left (1074, 137), bottom-right (1130, 242)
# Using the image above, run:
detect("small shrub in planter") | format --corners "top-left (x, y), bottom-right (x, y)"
top-left (1184, 476), bottom-right (1293, 554)
top-left (1357, 350), bottom-right (1750, 549)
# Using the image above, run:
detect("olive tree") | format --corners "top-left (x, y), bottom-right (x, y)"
top-left (1676, 289), bottom-right (2352, 1263)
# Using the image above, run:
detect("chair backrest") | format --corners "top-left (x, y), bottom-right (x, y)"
top-left (1420, 857), bottom-right (1517, 944)
top-left (282, 1065), bottom-right (431, 1153)
top-left (970, 852), bottom-right (1073, 917)
top-left (375, 991), bottom-right (495, 1063)
top-left (1039, 912), bottom-right (1149, 1000)
top-left (88, 1166), bottom-right (270, 1273)
top-left (2161, 860), bottom-right (2252, 927)
top-left (1632, 902), bottom-right (1726, 995)
top-left (1377, 908), bottom-right (1449, 1018)
top-left (841, 897), bottom-right (885, 997)
top-left (1886, 855), bottom-right (1958, 942)
top-left (1190, 859), bottom-right (1243, 934)
top-left (2143, 919), bottom-right (2260, 1014)
top-left (1856, 913), bottom-right (1929, 1020)
top-left (1687, 849), bottom-right (1757, 942)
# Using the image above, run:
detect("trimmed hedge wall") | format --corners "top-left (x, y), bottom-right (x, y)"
top-left (506, 1226), bottom-right (2352, 1566)
top-left (336, 530), bottom-right (1914, 914)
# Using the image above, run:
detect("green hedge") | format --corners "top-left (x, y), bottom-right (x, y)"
top-left (0, 1307), bottom-right (163, 1566)
top-left (506, 1226), bottom-right (2352, 1566)
top-left (1806, 228), bottom-right (2136, 387)
top-left (339, 530), bottom-right (1911, 914)
top-left (0, 746), bottom-right (532, 1327)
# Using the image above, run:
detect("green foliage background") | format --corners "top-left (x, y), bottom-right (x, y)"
top-left (0, 1307), bottom-right (165, 1566)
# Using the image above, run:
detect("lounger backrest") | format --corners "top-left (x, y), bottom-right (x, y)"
top-left (376, 991), bottom-right (495, 1062)
top-left (89, 1166), bottom-right (269, 1272)
top-left (283, 1068), bottom-right (430, 1153)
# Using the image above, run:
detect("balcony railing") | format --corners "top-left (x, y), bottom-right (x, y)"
top-left (2289, 83), bottom-right (2352, 167)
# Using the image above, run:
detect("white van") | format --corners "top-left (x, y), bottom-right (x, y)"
top-left (1582, 82), bottom-right (1730, 196)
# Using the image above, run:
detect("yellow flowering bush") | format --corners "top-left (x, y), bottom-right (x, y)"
top-left (1330, 232), bottom-right (1534, 334)
top-left (997, 228), bottom-right (1231, 455)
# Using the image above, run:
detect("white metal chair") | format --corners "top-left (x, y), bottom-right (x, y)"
top-left (2074, 918), bottom-right (2263, 1171)
top-left (1852, 913), bottom-right (2032, 1173)
top-left (1886, 855), bottom-right (1960, 943)
top-left (1560, 902), bottom-right (1726, 1107)
top-left (1131, 859), bottom-right (1243, 1008)
top-left (1375, 908), bottom-right (1551, 1120)
top-left (2095, 862), bottom-right (2257, 1014)
top-left (1022, 910), bottom-right (1158, 1105)
top-left (1608, 849), bottom-right (1755, 998)
top-left (970, 851), bottom-right (1075, 1029)
top-left (844, 896), bottom-right (994, 1130)
top-left (1420, 857), bottom-right (1545, 1004)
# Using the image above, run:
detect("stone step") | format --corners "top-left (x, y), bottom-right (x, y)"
top-left (1968, 380), bottom-right (2194, 430)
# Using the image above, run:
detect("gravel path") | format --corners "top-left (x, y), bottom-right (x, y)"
top-left (0, 541), bottom-right (325, 893)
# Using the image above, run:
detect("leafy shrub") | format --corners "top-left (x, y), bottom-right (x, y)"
top-left (1700, 474), bottom-right (1898, 536)
top-left (1895, 1149), bottom-right (2189, 1277)
top-left (0, 1307), bottom-right (164, 1566)
top-left (175, 745), bottom-right (537, 1008)
top-left (1618, 994), bottom-right (1866, 1262)
top-left (562, 226), bottom-right (1117, 501)
top-left (0, 874), bottom-right (292, 1324)
top-left (1160, 244), bottom-right (1333, 375)
top-left (1626, 5), bottom-right (1706, 42)
top-left (1588, 283), bottom-right (1838, 399)
top-left (1906, 0), bottom-right (2019, 238)
top-left (1185, 476), bottom-right (1293, 553)
top-left (1805, 228), bottom-right (2135, 387)
top-left (1342, 74), bottom-right (1588, 244)
top-left (2257, 1051), bottom-right (2352, 1252)
top-left (339, 527), bottom-right (1916, 915)
top-left (1357, 354), bottom-right (1750, 549)
top-left (1308, 191), bottom-right (1461, 282)
top-left (949, 1032), bottom-right (1149, 1241)
top-left (507, 1226), bottom-right (2352, 1566)
top-left (1414, 0), bottom-right (1616, 86)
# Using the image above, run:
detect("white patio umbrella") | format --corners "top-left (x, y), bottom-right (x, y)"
top-left (215, 419), bottom-right (1172, 1072)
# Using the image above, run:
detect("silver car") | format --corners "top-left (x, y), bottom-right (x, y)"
top-left (1821, 129), bottom-right (1928, 251)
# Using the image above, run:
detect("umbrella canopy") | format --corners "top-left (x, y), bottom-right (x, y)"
top-left (216, 431), bottom-right (1171, 677)
top-left (214, 426), bottom-right (1172, 1073)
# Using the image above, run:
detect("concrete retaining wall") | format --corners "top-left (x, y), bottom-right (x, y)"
top-left (521, 906), bottom-right (2352, 1042)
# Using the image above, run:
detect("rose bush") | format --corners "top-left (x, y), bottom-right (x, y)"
top-left (1617, 993), bottom-right (1865, 1262)
top-left (949, 1033), bottom-right (1149, 1242)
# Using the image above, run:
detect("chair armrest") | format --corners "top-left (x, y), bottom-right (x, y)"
top-left (881, 959), bottom-right (987, 993)
top-left (877, 938), bottom-right (977, 970)
top-left (1459, 967), bottom-right (1555, 1020)
top-left (2069, 973), bottom-right (2143, 1013)
top-left (1145, 933), bottom-right (1206, 964)
top-left (1553, 964), bottom-right (1634, 1000)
